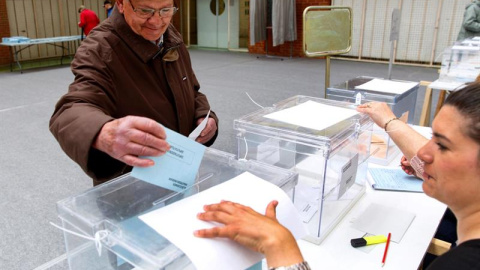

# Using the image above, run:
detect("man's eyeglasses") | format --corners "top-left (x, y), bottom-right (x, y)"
top-left (128, 0), bottom-right (178, 19)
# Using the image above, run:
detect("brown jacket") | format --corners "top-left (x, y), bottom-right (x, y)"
top-left (50, 9), bottom-right (218, 185)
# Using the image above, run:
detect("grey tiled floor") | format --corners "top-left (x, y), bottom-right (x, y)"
top-left (0, 49), bottom-right (440, 269)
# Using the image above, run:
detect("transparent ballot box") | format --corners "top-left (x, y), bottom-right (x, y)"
top-left (326, 76), bottom-right (419, 165)
top-left (56, 148), bottom-right (298, 270)
top-left (234, 96), bottom-right (373, 244)
top-left (439, 45), bottom-right (480, 83)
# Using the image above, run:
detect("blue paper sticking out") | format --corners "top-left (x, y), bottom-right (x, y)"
top-left (131, 127), bottom-right (206, 192)
top-left (246, 260), bottom-right (263, 270)
top-left (369, 168), bottom-right (424, 193)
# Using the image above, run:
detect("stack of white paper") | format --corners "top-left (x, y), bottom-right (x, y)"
top-left (139, 172), bottom-right (307, 270)
top-left (354, 79), bottom-right (418, 95)
top-left (263, 100), bottom-right (359, 131)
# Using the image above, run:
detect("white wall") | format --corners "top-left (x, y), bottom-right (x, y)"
top-left (332, 0), bottom-right (471, 65)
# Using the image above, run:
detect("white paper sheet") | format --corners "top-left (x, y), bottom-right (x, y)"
top-left (452, 45), bottom-right (480, 51)
top-left (188, 110), bottom-right (210, 140)
top-left (354, 79), bottom-right (418, 95)
top-left (351, 203), bottom-right (415, 243)
top-left (263, 100), bottom-right (359, 131)
top-left (139, 172), bottom-right (307, 270)
top-left (428, 80), bottom-right (466, 91)
top-left (461, 40), bottom-right (480, 46)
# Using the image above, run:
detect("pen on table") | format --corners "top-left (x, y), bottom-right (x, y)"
top-left (381, 232), bottom-right (391, 267)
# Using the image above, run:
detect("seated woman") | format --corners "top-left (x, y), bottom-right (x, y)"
top-left (194, 83), bottom-right (480, 270)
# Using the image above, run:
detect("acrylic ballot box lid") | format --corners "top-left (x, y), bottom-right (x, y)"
top-left (439, 45), bottom-right (480, 83)
top-left (234, 95), bottom-right (372, 151)
top-left (326, 76), bottom-right (419, 104)
top-left (56, 148), bottom-right (298, 270)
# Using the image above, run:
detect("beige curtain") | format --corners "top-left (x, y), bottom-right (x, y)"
top-left (272, 0), bottom-right (297, 46)
top-left (249, 0), bottom-right (267, 45)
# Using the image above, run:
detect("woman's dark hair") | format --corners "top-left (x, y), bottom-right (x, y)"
top-left (445, 82), bottom-right (480, 145)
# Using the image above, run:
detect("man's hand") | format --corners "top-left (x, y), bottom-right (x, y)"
top-left (195, 118), bottom-right (217, 144)
top-left (92, 116), bottom-right (170, 167)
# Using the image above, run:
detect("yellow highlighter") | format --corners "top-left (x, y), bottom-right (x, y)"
top-left (351, 235), bottom-right (388, 247)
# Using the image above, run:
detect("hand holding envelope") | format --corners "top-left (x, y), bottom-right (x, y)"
top-left (132, 110), bottom-right (213, 192)
top-left (189, 110), bottom-right (216, 144)
top-left (132, 127), bottom-right (206, 192)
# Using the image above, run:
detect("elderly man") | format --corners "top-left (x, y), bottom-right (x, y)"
top-left (50, 0), bottom-right (218, 186)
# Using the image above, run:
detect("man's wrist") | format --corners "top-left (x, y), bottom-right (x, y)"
top-left (92, 121), bottom-right (112, 152)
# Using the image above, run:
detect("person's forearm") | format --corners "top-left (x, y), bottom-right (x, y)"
top-left (463, 9), bottom-right (480, 32)
top-left (383, 120), bottom-right (428, 161)
top-left (261, 226), bottom-right (305, 268)
top-left (464, 20), bottom-right (480, 32)
top-left (264, 238), bottom-right (304, 268)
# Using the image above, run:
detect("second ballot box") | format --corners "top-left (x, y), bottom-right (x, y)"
top-left (234, 96), bottom-right (373, 244)
top-left (327, 76), bottom-right (419, 165)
